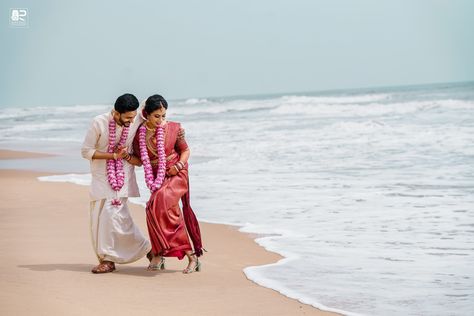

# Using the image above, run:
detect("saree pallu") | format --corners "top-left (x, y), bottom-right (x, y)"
top-left (134, 121), bottom-right (203, 260)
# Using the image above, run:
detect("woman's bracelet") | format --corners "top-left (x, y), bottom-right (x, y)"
top-left (176, 161), bottom-right (185, 170)
top-left (125, 153), bottom-right (132, 162)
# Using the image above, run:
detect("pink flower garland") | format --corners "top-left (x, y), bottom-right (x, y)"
top-left (107, 119), bottom-right (129, 206)
top-left (138, 124), bottom-right (166, 193)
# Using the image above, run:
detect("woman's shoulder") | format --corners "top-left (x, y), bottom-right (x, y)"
top-left (133, 123), bottom-right (146, 140)
top-left (167, 121), bottom-right (183, 129)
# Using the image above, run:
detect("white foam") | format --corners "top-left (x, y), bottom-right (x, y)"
top-left (244, 263), bottom-right (366, 316)
top-left (280, 93), bottom-right (391, 104)
top-left (38, 173), bottom-right (91, 186)
top-left (270, 99), bottom-right (474, 116)
top-left (183, 98), bottom-right (209, 105)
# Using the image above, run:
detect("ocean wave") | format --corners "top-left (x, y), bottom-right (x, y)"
top-left (172, 99), bottom-right (277, 115)
top-left (182, 98), bottom-right (209, 105)
top-left (1, 122), bottom-right (78, 133)
top-left (0, 104), bottom-right (109, 119)
top-left (280, 93), bottom-right (391, 104)
top-left (38, 173), bottom-right (91, 186)
top-left (270, 99), bottom-right (474, 116)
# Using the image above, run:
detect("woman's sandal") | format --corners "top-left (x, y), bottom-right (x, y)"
top-left (183, 253), bottom-right (201, 274)
top-left (147, 257), bottom-right (165, 271)
top-left (91, 261), bottom-right (115, 274)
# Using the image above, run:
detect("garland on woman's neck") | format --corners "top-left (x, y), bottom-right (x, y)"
top-left (138, 124), bottom-right (166, 193)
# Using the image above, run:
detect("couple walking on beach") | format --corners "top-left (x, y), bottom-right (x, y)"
top-left (81, 93), bottom-right (204, 274)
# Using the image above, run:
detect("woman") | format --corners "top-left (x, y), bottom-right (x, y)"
top-left (133, 94), bottom-right (204, 273)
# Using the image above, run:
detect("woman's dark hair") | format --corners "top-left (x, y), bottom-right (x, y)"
top-left (145, 94), bottom-right (168, 115)
top-left (114, 93), bottom-right (139, 113)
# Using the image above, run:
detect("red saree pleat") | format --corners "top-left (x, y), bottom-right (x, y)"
top-left (181, 174), bottom-right (204, 257)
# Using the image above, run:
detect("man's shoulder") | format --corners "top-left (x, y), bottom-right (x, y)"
top-left (92, 112), bottom-right (109, 122)
top-left (89, 112), bottom-right (110, 128)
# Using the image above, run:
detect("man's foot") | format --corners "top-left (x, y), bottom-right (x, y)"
top-left (91, 261), bottom-right (115, 274)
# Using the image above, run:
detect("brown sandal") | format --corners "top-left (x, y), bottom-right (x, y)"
top-left (91, 261), bottom-right (116, 274)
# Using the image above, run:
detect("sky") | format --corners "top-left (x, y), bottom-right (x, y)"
top-left (1, 0), bottom-right (473, 107)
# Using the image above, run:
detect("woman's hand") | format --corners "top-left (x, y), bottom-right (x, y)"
top-left (166, 165), bottom-right (180, 177)
top-left (116, 146), bottom-right (129, 159)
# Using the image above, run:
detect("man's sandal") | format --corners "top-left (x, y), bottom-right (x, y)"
top-left (91, 261), bottom-right (115, 274)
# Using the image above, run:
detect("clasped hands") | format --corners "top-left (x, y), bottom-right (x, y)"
top-left (113, 146), bottom-right (130, 160)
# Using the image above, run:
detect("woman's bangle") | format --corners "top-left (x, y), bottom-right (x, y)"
top-left (173, 165), bottom-right (180, 173)
top-left (113, 152), bottom-right (118, 160)
top-left (176, 161), bottom-right (185, 170)
top-left (125, 153), bottom-right (132, 161)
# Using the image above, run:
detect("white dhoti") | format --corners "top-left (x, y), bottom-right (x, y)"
top-left (90, 198), bottom-right (151, 264)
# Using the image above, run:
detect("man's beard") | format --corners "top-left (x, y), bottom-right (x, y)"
top-left (119, 118), bottom-right (131, 127)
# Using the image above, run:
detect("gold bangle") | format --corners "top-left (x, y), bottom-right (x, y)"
top-left (113, 153), bottom-right (117, 160)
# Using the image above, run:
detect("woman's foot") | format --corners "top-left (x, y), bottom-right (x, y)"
top-left (147, 256), bottom-right (165, 271)
top-left (183, 254), bottom-right (200, 274)
top-left (91, 261), bottom-right (115, 274)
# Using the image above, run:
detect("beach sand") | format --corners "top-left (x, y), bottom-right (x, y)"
top-left (0, 150), bottom-right (339, 316)
top-left (0, 149), bottom-right (53, 160)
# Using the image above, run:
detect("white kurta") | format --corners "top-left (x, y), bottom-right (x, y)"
top-left (81, 111), bottom-right (141, 201)
top-left (82, 111), bottom-right (150, 264)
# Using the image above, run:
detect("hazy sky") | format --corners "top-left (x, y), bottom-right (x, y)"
top-left (1, 0), bottom-right (473, 106)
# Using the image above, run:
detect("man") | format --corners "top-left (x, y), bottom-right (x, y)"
top-left (81, 93), bottom-right (151, 273)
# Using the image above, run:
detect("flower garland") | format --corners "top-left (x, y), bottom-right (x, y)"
top-left (138, 124), bottom-right (166, 193)
top-left (107, 119), bottom-right (129, 206)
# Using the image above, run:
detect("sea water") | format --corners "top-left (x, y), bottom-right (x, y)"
top-left (1, 82), bottom-right (473, 316)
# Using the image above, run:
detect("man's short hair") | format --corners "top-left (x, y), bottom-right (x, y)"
top-left (114, 93), bottom-right (139, 113)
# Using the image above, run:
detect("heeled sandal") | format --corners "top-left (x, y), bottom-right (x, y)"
top-left (147, 257), bottom-right (165, 271)
top-left (183, 253), bottom-right (201, 274)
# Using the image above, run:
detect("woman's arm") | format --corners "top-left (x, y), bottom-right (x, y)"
top-left (168, 149), bottom-right (190, 176)
top-left (178, 148), bottom-right (190, 165)
top-left (123, 152), bottom-right (142, 167)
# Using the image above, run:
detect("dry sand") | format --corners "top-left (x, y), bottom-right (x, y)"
top-left (0, 150), bottom-right (340, 316)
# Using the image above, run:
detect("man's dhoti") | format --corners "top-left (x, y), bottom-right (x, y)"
top-left (90, 198), bottom-right (151, 263)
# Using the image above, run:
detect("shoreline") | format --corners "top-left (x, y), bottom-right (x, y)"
top-left (0, 150), bottom-right (341, 316)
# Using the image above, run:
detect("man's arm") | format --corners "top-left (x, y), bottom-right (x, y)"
top-left (81, 120), bottom-right (100, 160)
top-left (81, 119), bottom-right (127, 161)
